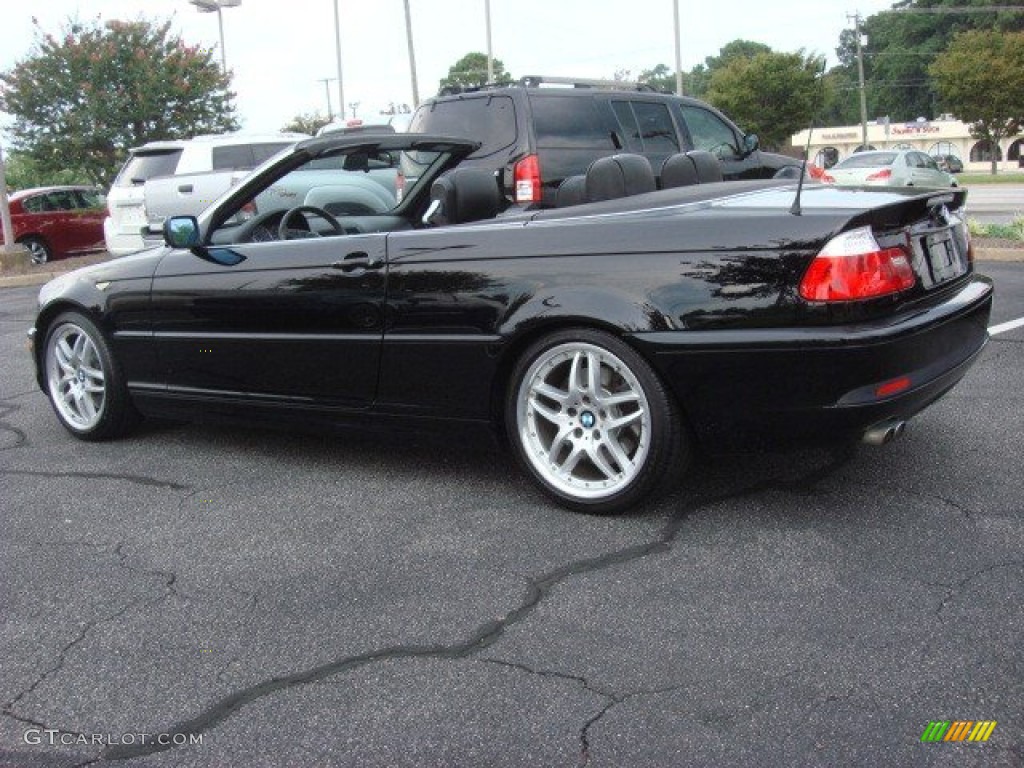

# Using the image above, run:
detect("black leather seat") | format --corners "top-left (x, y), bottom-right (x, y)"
top-left (584, 154), bottom-right (656, 202)
top-left (425, 168), bottom-right (503, 225)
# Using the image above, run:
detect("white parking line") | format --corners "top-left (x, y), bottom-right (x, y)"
top-left (989, 316), bottom-right (1024, 336)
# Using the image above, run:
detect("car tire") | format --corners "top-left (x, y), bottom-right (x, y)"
top-left (43, 311), bottom-right (139, 440)
top-left (506, 328), bottom-right (687, 514)
top-left (19, 236), bottom-right (51, 265)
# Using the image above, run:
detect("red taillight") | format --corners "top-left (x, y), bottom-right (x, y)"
top-left (866, 168), bottom-right (892, 182)
top-left (514, 154), bottom-right (541, 204)
top-left (395, 171), bottom-right (406, 203)
top-left (799, 226), bottom-right (916, 302)
top-left (821, 172), bottom-right (836, 184)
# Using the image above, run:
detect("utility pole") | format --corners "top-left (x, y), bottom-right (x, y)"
top-left (848, 12), bottom-right (869, 150)
top-left (318, 77), bottom-right (336, 120)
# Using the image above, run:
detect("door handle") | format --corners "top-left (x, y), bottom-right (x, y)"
top-left (178, 183), bottom-right (194, 194)
top-left (331, 251), bottom-right (383, 273)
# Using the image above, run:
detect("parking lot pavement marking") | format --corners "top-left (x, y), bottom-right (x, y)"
top-left (989, 316), bottom-right (1024, 336)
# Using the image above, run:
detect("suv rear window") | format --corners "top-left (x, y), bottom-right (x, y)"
top-left (532, 95), bottom-right (617, 149)
top-left (114, 149), bottom-right (182, 187)
top-left (411, 95), bottom-right (517, 159)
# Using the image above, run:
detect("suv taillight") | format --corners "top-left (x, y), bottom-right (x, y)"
top-left (514, 154), bottom-right (541, 203)
top-left (799, 226), bottom-right (915, 302)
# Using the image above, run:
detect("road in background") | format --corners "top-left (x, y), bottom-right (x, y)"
top-left (963, 183), bottom-right (1024, 225)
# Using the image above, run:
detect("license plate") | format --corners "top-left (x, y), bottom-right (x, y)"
top-left (925, 230), bottom-right (965, 284)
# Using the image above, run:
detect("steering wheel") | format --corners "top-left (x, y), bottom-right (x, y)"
top-left (277, 205), bottom-right (344, 240)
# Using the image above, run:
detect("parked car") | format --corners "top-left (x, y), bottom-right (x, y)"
top-left (104, 133), bottom-right (305, 256)
top-left (29, 132), bottom-right (992, 514)
top-left (934, 153), bottom-right (964, 174)
top-left (409, 75), bottom-right (802, 206)
top-left (2, 186), bottom-right (106, 264)
top-left (824, 150), bottom-right (957, 188)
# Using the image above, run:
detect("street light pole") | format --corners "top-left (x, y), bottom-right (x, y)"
top-left (402, 0), bottom-right (420, 106)
top-left (318, 77), bottom-right (336, 120)
top-left (189, 0), bottom-right (241, 73)
top-left (333, 0), bottom-right (345, 121)
top-left (485, 0), bottom-right (494, 82)
top-left (673, 0), bottom-right (683, 95)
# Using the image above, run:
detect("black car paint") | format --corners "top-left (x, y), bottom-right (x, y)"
top-left (31, 137), bottom-right (993, 458)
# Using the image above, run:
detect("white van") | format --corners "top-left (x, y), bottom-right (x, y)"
top-left (103, 133), bottom-right (306, 255)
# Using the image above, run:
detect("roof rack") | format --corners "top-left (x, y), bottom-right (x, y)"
top-left (435, 76), bottom-right (661, 98)
top-left (518, 75), bottom-right (659, 92)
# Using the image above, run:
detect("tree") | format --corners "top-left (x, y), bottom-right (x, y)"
top-left (439, 52), bottom-right (512, 91)
top-left (706, 51), bottom-right (825, 151)
top-left (0, 16), bottom-right (238, 188)
top-left (837, 1), bottom-right (1024, 122)
top-left (282, 112), bottom-right (332, 135)
top-left (931, 29), bottom-right (1024, 174)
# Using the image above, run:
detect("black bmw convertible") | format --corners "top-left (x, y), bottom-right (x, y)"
top-left (29, 133), bottom-right (992, 514)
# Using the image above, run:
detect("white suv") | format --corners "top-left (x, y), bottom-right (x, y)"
top-left (103, 133), bottom-right (306, 255)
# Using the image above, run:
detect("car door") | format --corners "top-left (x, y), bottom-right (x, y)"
top-left (65, 189), bottom-right (106, 253)
top-left (149, 233), bottom-right (387, 407)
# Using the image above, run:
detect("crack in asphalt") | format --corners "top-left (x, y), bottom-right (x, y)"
top-left (0, 469), bottom-right (190, 490)
top-left (932, 559), bottom-right (1024, 619)
top-left (2, 542), bottom-right (179, 747)
top-left (62, 451), bottom-right (855, 764)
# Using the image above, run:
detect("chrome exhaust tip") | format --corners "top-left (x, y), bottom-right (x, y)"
top-left (862, 418), bottom-right (907, 446)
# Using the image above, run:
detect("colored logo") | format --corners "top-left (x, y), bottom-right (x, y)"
top-left (920, 720), bottom-right (997, 742)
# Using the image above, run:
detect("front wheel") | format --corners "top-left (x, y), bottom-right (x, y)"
top-left (43, 311), bottom-right (138, 440)
top-left (506, 329), bottom-right (687, 514)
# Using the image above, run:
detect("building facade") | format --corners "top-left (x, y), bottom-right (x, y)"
top-left (791, 115), bottom-right (1024, 173)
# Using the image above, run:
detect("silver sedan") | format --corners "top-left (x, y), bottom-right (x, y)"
top-left (825, 149), bottom-right (958, 188)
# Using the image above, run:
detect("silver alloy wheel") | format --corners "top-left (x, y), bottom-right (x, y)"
top-left (46, 323), bottom-right (107, 431)
top-left (26, 240), bottom-right (49, 265)
top-left (516, 342), bottom-right (652, 500)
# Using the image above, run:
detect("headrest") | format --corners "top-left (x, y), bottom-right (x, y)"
top-left (555, 175), bottom-right (586, 207)
top-left (660, 153), bottom-right (699, 189)
top-left (584, 154), bottom-right (656, 202)
top-left (687, 150), bottom-right (723, 183)
top-left (427, 168), bottom-right (503, 225)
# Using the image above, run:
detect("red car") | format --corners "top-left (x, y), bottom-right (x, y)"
top-left (2, 186), bottom-right (107, 265)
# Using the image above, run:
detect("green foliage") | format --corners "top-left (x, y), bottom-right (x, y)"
top-left (706, 51), bottom-right (825, 150)
top-left (281, 112), bottom-right (331, 136)
top-left (841, 0), bottom-right (1024, 122)
top-left (0, 16), bottom-right (239, 188)
top-left (3, 149), bottom-right (86, 191)
top-left (931, 29), bottom-right (1024, 174)
top-left (439, 52), bottom-right (512, 91)
top-left (968, 216), bottom-right (1024, 239)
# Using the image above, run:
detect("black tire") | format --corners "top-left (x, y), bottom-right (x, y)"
top-left (506, 328), bottom-right (687, 514)
top-left (42, 311), bottom-right (139, 440)
top-left (19, 236), bottom-right (51, 265)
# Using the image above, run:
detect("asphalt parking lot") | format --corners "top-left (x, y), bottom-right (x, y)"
top-left (1, 263), bottom-right (1022, 768)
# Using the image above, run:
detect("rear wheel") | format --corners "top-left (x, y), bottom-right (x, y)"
top-left (19, 236), bottom-right (51, 265)
top-left (507, 328), bottom-right (686, 514)
top-left (43, 311), bottom-right (138, 440)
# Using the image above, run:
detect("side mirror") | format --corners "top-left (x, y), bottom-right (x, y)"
top-left (164, 216), bottom-right (200, 248)
top-left (743, 134), bottom-right (760, 156)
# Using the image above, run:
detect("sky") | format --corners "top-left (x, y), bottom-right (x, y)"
top-left (0, 0), bottom-right (899, 137)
